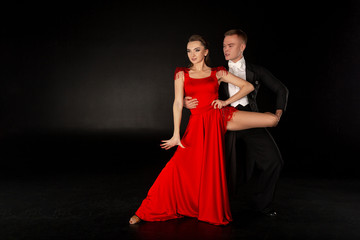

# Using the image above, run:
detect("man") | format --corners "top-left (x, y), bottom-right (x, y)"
top-left (185, 29), bottom-right (288, 217)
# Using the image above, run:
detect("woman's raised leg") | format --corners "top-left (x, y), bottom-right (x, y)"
top-left (226, 110), bottom-right (279, 131)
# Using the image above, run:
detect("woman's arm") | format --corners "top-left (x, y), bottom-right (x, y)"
top-left (212, 71), bottom-right (254, 109)
top-left (160, 72), bottom-right (185, 150)
top-left (172, 75), bottom-right (185, 138)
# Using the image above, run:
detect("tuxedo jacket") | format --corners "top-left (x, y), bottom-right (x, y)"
top-left (219, 62), bottom-right (289, 112)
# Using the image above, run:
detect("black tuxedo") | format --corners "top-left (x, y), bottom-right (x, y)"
top-left (219, 62), bottom-right (289, 211)
top-left (219, 62), bottom-right (288, 112)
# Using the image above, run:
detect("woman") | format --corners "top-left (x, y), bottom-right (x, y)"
top-left (129, 35), bottom-right (278, 225)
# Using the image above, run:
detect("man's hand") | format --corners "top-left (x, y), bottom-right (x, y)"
top-left (184, 96), bottom-right (198, 109)
top-left (275, 109), bottom-right (283, 121)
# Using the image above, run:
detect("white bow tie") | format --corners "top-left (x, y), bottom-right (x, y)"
top-left (228, 61), bottom-right (245, 71)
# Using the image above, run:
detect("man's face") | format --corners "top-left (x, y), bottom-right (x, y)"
top-left (223, 35), bottom-right (246, 62)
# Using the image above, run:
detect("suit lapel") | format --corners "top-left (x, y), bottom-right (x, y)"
top-left (221, 66), bottom-right (230, 98)
top-left (246, 64), bottom-right (255, 84)
top-left (225, 82), bottom-right (230, 98)
top-left (222, 63), bottom-right (255, 98)
top-left (220, 82), bottom-right (230, 99)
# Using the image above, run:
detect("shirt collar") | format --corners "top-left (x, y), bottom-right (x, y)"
top-left (228, 57), bottom-right (246, 70)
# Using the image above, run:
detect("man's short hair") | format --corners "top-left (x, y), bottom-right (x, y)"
top-left (224, 29), bottom-right (248, 44)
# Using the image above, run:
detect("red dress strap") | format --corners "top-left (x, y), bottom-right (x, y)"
top-left (213, 66), bottom-right (228, 79)
top-left (174, 67), bottom-right (189, 80)
top-left (215, 66), bottom-right (227, 72)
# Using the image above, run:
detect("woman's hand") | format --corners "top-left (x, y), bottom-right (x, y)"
top-left (160, 135), bottom-right (185, 150)
top-left (211, 99), bottom-right (227, 109)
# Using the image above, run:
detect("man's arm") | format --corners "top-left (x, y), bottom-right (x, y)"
top-left (258, 66), bottom-right (289, 119)
top-left (184, 96), bottom-right (198, 109)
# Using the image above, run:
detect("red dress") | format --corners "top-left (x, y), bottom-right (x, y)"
top-left (135, 67), bottom-right (237, 225)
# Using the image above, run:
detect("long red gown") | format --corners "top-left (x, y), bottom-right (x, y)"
top-left (135, 66), bottom-right (237, 225)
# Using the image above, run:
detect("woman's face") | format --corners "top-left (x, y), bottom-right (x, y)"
top-left (187, 41), bottom-right (208, 65)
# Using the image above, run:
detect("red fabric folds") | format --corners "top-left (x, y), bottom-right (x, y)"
top-left (135, 67), bottom-right (235, 225)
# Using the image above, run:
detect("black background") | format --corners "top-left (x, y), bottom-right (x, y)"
top-left (1, 0), bottom-right (360, 177)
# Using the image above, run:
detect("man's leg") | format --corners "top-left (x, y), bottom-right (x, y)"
top-left (240, 128), bottom-right (283, 212)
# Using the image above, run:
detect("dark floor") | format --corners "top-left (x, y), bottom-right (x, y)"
top-left (0, 132), bottom-right (359, 240)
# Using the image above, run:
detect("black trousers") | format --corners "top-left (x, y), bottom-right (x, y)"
top-left (225, 104), bottom-right (283, 211)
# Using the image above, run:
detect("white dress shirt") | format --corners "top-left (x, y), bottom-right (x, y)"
top-left (228, 57), bottom-right (249, 107)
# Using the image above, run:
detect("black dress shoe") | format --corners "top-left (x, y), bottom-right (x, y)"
top-left (259, 208), bottom-right (277, 217)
